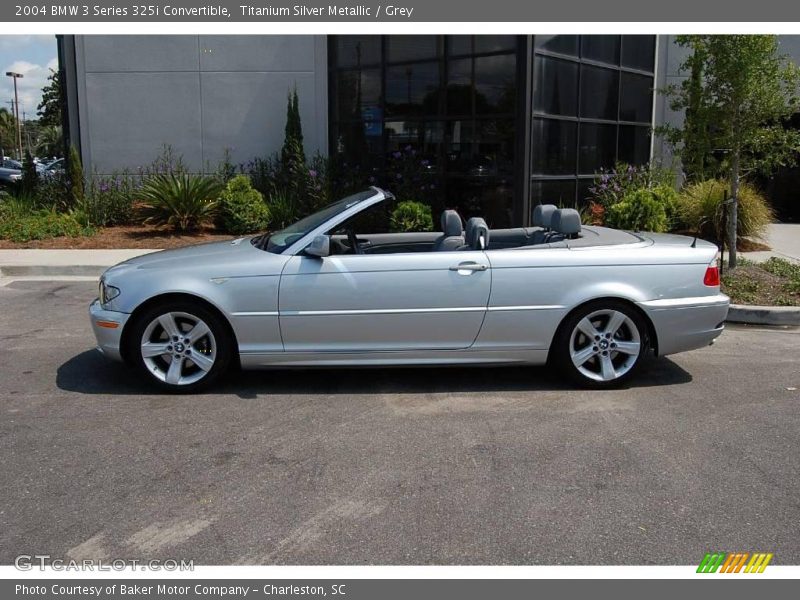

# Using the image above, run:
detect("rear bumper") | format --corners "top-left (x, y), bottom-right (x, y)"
top-left (638, 294), bottom-right (729, 356)
top-left (89, 299), bottom-right (129, 362)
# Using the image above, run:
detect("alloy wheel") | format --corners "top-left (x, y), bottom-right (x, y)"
top-left (568, 309), bottom-right (641, 382)
top-left (140, 311), bottom-right (217, 386)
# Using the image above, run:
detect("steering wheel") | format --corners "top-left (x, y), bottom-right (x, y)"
top-left (346, 228), bottom-right (364, 255)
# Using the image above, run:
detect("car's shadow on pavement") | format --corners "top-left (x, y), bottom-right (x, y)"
top-left (56, 349), bottom-right (693, 397)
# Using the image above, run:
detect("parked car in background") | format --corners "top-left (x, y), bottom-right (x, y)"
top-left (90, 187), bottom-right (729, 393)
top-left (0, 166), bottom-right (22, 189)
top-left (42, 158), bottom-right (64, 177)
top-left (1, 158), bottom-right (22, 170)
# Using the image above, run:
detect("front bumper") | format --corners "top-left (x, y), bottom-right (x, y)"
top-left (638, 294), bottom-right (730, 356)
top-left (89, 299), bottom-right (130, 362)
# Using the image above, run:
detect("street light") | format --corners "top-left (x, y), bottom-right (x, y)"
top-left (5, 71), bottom-right (24, 160)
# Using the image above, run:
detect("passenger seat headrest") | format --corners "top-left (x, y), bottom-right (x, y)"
top-left (441, 210), bottom-right (463, 237)
top-left (532, 204), bottom-right (557, 229)
top-left (551, 208), bottom-right (582, 236)
top-left (465, 217), bottom-right (490, 250)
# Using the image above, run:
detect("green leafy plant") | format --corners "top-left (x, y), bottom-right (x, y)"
top-left (75, 171), bottom-right (138, 227)
top-left (266, 190), bottom-right (299, 230)
top-left (677, 179), bottom-right (773, 243)
top-left (138, 172), bottom-right (222, 231)
top-left (218, 175), bottom-right (270, 235)
top-left (21, 150), bottom-right (39, 196)
top-left (605, 189), bottom-right (669, 233)
top-left (0, 208), bottom-right (94, 242)
top-left (390, 200), bottom-right (434, 232)
top-left (588, 162), bottom-right (675, 210)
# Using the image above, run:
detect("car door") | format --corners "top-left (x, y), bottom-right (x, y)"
top-left (278, 251), bottom-right (491, 352)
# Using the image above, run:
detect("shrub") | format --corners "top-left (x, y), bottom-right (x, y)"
top-left (605, 189), bottom-right (669, 232)
top-left (266, 190), bottom-right (299, 230)
top-left (677, 179), bottom-right (773, 242)
top-left (138, 172), bottom-right (222, 231)
top-left (0, 209), bottom-right (94, 242)
top-left (588, 162), bottom-right (675, 209)
top-left (76, 171), bottom-right (138, 227)
top-left (390, 200), bottom-right (434, 232)
top-left (649, 184), bottom-right (682, 230)
top-left (21, 150), bottom-right (39, 196)
top-left (218, 175), bottom-right (270, 234)
top-left (35, 171), bottom-right (72, 212)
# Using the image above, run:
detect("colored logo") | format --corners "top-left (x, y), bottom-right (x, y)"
top-left (697, 552), bottom-right (773, 573)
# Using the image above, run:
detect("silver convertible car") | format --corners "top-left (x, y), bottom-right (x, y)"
top-left (89, 187), bottom-right (729, 392)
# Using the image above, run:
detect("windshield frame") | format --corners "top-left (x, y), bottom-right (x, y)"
top-left (263, 187), bottom-right (389, 255)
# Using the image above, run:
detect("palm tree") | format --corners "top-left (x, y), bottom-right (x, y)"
top-left (36, 125), bottom-right (63, 158)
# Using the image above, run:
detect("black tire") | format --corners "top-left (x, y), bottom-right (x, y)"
top-left (127, 299), bottom-right (233, 393)
top-left (552, 299), bottom-right (649, 389)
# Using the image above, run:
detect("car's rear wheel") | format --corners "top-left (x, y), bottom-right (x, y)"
top-left (553, 300), bottom-right (649, 388)
top-left (129, 300), bottom-right (232, 393)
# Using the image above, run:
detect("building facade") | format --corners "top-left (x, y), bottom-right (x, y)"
top-left (63, 34), bottom-right (795, 227)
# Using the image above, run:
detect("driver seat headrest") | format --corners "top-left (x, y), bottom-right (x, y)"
top-left (464, 217), bottom-right (490, 250)
top-left (441, 210), bottom-right (463, 237)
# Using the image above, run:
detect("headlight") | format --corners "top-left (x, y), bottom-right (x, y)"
top-left (99, 280), bottom-right (121, 304)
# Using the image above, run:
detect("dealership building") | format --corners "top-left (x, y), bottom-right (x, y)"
top-left (58, 35), bottom-right (800, 228)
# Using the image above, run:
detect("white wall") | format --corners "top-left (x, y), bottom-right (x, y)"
top-left (73, 35), bottom-right (328, 174)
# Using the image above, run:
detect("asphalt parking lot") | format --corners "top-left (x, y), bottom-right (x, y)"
top-left (1, 279), bottom-right (799, 565)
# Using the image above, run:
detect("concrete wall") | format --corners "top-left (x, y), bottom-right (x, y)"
top-left (72, 35), bottom-right (328, 174)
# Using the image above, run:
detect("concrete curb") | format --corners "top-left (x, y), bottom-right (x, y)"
top-left (0, 265), bottom-right (108, 277)
top-left (727, 304), bottom-right (800, 326)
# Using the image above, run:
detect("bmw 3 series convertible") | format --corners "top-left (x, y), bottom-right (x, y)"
top-left (89, 187), bottom-right (729, 392)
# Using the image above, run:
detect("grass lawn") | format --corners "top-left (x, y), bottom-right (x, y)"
top-left (721, 257), bottom-right (800, 306)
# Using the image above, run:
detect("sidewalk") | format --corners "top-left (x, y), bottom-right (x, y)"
top-left (742, 223), bottom-right (800, 264)
top-left (0, 249), bottom-right (157, 277)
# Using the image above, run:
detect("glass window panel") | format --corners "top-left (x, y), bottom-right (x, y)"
top-left (475, 55), bottom-right (516, 115)
top-left (385, 63), bottom-right (441, 117)
top-left (475, 36), bottom-right (517, 54)
top-left (332, 121), bottom-right (384, 162)
top-left (334, 68), bottom-right (381, 122)
top-left (621, 35), bottom-right (656, 72)
top-left (530, 179), bottom-right (577, 208)
top-left (534, 56), bottom-right (578, 117)
top-left (534, 35), bottom-right (579, 56)
top-left (578, 123), bottom-right (617, 174)
top-left (448, 36), bottom-right (472, 56)
top-left (620, 72), bottom-right (653, 123)
top-left (531, 118), bottom-right (577, 176)
top-left (446, 120), bottom-right (514, 178)
top-left (447, 58), bottom-right (473, 115)
top-left (386, 36), bottom-right (440, 62)
top-left (581, 35), bottom-right (620, 65)
top-left (618, 125), bottom-right (651, 166)
top-left (579, 64), bottom-right (619, 120)
top-left (577, 179), bottom-right (593, 208)
top-left (335, 36), bottom-right (382, 68)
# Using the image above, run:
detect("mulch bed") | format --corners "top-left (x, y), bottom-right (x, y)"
top-left (721, 264), bottom-right (800, 307)
top-left (0, 225), bottom-right (238, 249)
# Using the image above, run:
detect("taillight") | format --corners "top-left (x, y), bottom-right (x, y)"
top-left (704, 265), bottom-right (720, 286)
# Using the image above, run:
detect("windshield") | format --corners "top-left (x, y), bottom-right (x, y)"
top-left (258, 190), bottom-right (377, 254)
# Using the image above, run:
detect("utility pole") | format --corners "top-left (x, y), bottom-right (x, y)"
top-left (5, 72), bottom-right (24, 160)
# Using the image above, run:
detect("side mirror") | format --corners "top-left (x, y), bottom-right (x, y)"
top-left (304, 234), bottom-right (330, 258)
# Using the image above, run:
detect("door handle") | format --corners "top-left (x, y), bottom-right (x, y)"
top-left (449, 262), bottom-right (488, 272)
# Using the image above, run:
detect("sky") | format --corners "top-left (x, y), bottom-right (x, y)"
top-left (0, 35), bottom-right (59, 121)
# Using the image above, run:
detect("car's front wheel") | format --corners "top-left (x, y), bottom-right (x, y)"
top-left (553, 300), bottom-right (649, 388)
top-left (129, 300), bottom-right (232, 393)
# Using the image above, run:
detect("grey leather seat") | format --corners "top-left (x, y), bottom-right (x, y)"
top-left (528, 204), bottom-right (557, 244)
top-left (433, 210), bottom-right (465, 251)
top-left (550, 208), bottom-right (582, 240)
top-left (459, 217), bottom-right (490, 250)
